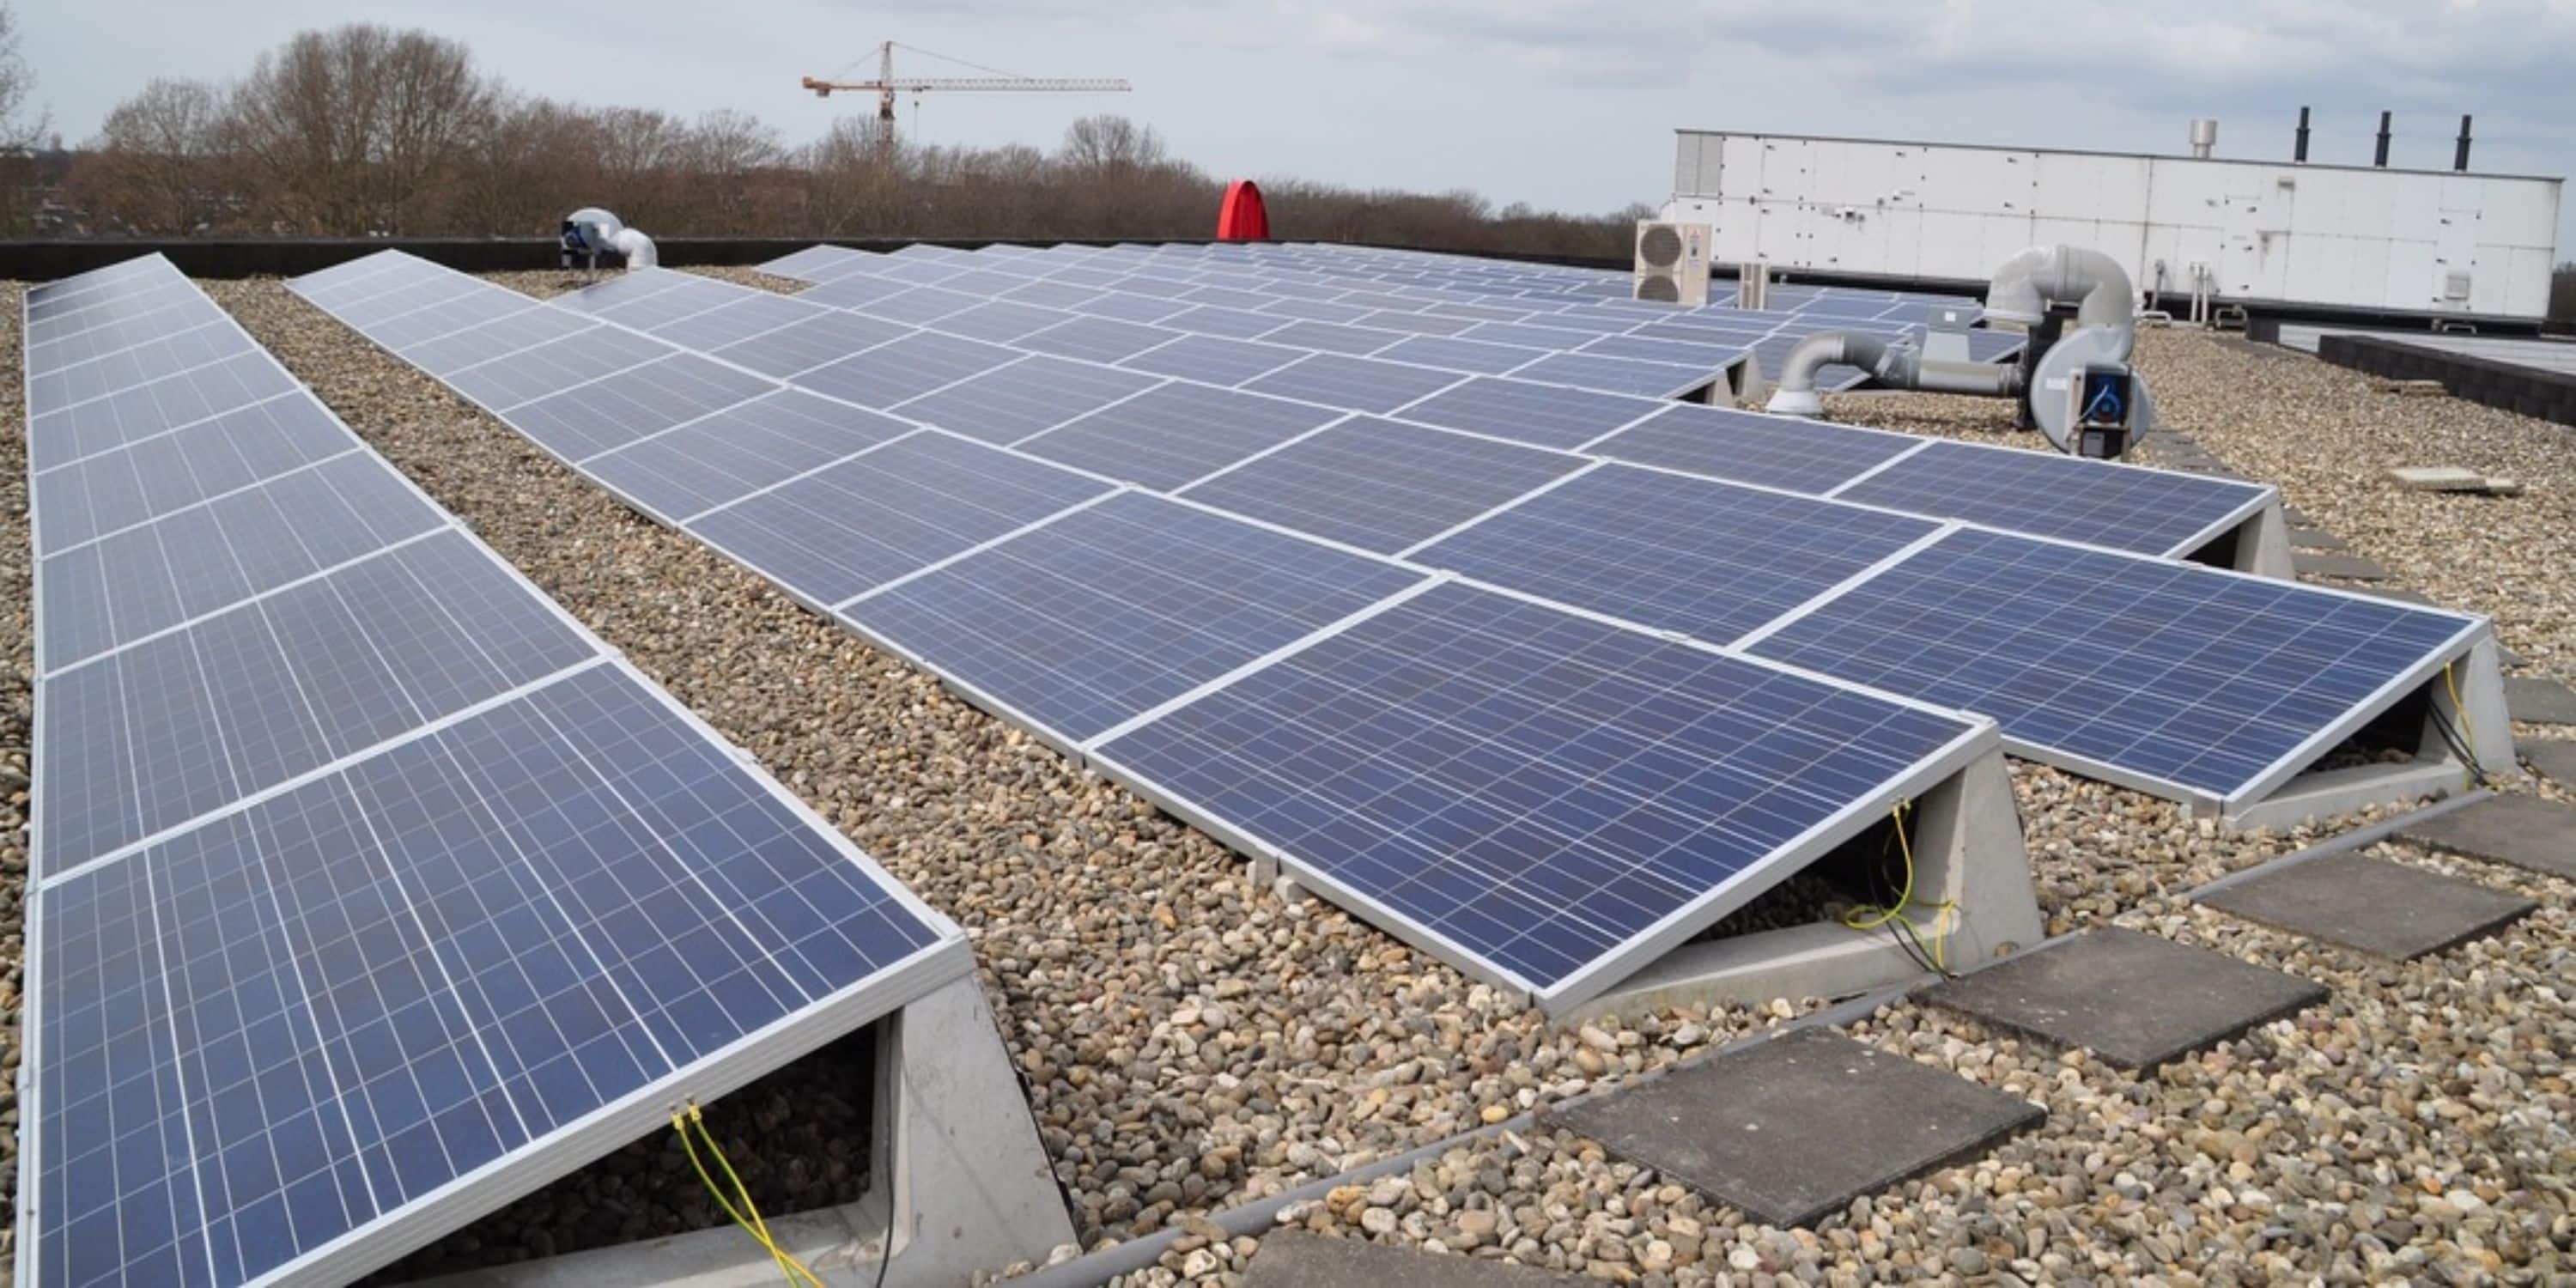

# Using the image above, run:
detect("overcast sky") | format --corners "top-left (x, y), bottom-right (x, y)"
top-left (19, 0), bottom-right (2576, 248)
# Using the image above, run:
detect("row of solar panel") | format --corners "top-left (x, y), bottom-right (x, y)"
top-left (534, 254), bottom-right (2484, 807)
top-left (298, 252), bottom-right (2488, 1006)
top-left (291, 248), bottom-right (1998, 1011)
top-left (22, 256), bottom-right (967, 1288)
top-left (769, 239), bottom-right (2010, 394)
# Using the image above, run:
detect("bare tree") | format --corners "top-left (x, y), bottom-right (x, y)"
top-left (228, 24), bottom-right (492, 233)
top-left (0, 3), bottom-right (47, 153)
top-left (680, 108), bottom-right (784, 229)
top-left (1058, 114), bottom-right (1164, 172)
top-left (65, 78), bottom-right (233, 234)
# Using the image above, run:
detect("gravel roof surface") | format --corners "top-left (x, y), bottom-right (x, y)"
top-left (7, 276), bottom-right (2572, 1285)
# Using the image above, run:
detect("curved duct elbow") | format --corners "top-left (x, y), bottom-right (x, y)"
top-left (1764, 328), bottom-right (2021, 416)
top-left (1984, 244), bottom-right (2135, 350)
top-left (609, 226), bottom-right (657, 270)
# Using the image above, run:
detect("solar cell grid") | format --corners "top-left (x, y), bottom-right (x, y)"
top-left (1370, 335), bottom-right (1552, 378)
top-left (1832, 439), bottom-right (2267, 556)
top-left (586, 276), bottom-right (744, 331)
top-left (444, 327), bottom-right (665, 412)
top-left (29, 352), bottom-right (302, 471)
top-left (1746, 528), bottom-right (2476, 799)
top-left (933, 299), bottom-right (1078, 343)
top-left (856, 285), bottom-right (987, 325)
top-left (1157, 305), bottom-right (1293, 340)
top-left (1393, 376), bottom-right (1658, 451)
top-left (647, 290), bottom-right (827, 350)
top-left (1240, 352), bottom-right (1466, 414)
top-left (889, 355), bottom-right (1163, 446)
top-left (1252, 320), bottom-right (1402, 356)
top-left (1018, 315), bottom-right (1183, 364)
top-left (398, 307), bottom-right (599, 376)
top-left (584, 389), bottom-right (918, 521)
top-left (1590, 404), bottom-right (1920, 495)
top-left (711, 310), bottom-right (913, 378)
top-left (359, 288), bottom-right (536, 351)
top-left (1417, 465), bottom-right (1940, 642)
top-left (506, 351), bottom-right (779, 461)
top-left (1094, 581), bottom-right (1978, 1000)
top-left (1179, 416), bottom-right (1582, 554)
top-left (793, 332), bottom-right (1022, 408)
top-left (1118, 333), bottom-right (1307, 386)
top-left (1018, 381), bottom-right (1345, 491)
top-left (1508, 352), bottom-right (1716, 398)
top-left (848, 492), bottom-right (1427, 741)
top-left (685, 431), bottom-right (1112, 606)
top-left (794, 273), bottom-right (920, 310)
top-left (28, 321), bottom-right (255, 415)
top-left (26, 301), bottom-right (231, 372)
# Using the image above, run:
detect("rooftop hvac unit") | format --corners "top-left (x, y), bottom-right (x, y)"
top-left (1635, 220), bottom-right (1712, 306)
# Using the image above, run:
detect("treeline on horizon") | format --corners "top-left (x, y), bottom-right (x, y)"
top-left (47, 23), bottom-right (1650, 258)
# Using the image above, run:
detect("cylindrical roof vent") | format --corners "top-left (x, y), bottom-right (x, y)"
top-left (2293, 106), bottom-right (2311, 163)
top-left (2455, 115), bottom-right (2474, 172)
top-left (2375, 111), bottom-right (2393, 167)
top-left (2188, 118), bottom-right (2218, 159)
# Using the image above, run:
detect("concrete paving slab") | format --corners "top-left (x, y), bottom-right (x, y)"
top-left (2506, 675), bottom-right (2576, 726)
top-left (2397, 793), bottom-right (2576, 880)
top-left (2282, 507), bottom-right (2318, 528)
top-left (2290, 528), bottom-right (2351, 552)
top-left (2198, 853), bottom-right (2536, 959)
top-left (1541, 1028), bottom-right (2043, 1228)
top-left (2294, 552), bottom-right (2391, 581)
top-left (1246, 1230), bottom-right (1592, 1288)
top-left (2523, 740), bottom-right (2576, 792)
top-left (1923, 929), bottom-right (2327, 1070)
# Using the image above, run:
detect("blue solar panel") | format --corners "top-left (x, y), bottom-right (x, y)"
top-left (1256, 298), bottom-right (1376, 324)
top-left (860, 285), bottom-right (986, 325)
top-left (506, 352), bottom-right (778, 461)
top-left (1347, 310), bottom-right (1480, 337)
top-left (1459, 321), bottom-right (1601, 350)
top-left (1394, 376), bottom-right (1659, 451)
top-left (848, 493), bottom-right (1425, 741)
top-left (1239, 353), bottom-right (1465, 415)
top-left (1018, 382), bottom-right (1345, 491)
top-left (935, 299), bottom-right (1075, 343)
top-left (1119, 334), bottom-right (1306, 386)
top-left (1830, 440), bottom-right (2269, 556)
top-left (398, 307), bottom-right (596, 377)
top-left (1509, 352), bottom-right (1716, 398)
top-left (1579, 333), bottom-right (1743, 368)
top-left (1417, 465), bottom-right (1939, 642)
top-left (1589, 404), bottom-right (1922, 495)
top-left (1093, 581), bottom-right (1978, 1000)
top-left (1179, 416), bottom-right (1583, 554)
top-left (29, 353), bottom-right (301, 471)
top-left (889, 355), bottom-right (1163, 446)
top-left (33, 394), bottom-right (356, 550)
top-left (29, 324), bottom-right (255, 415)
top-left (711, 312), bottom-right (913, 379)
top-left (792, 333), bottom-right (1022, 408)
top-left (1370, 335), bottom-right (1550, 377)
top-left (1157, 305), bottom-right (1293, 340)
top-left (647, 292), bottom-right (826, 350)
top-left (685, 432), bottom-right (1112, 607)
top-left (1017, 316), bottom-right (1182, 363)
top-left (1246, 319), bottom-right (1400, 356)
top-left (1068, 290), bottom-right (1195, 324)
top-left (1746, 528), bottom-right (2478, 799)
top-left (582, 389), bottom-right (917, 521)
top-left (794, 273), bottom-right (919, 310)
top-left (999, 279), bottom-right (1109, 310)
top-left (30, 664), bottom-right (951, 1288)
top-left (445, 329), bottom-right (660, 413)
top-left (581, 274), bottom-right (742, 331)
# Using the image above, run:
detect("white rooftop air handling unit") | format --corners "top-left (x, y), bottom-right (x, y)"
top-left (561, 205), bottom-right (657, 270)
top-left (1635, 220), bottom-right (1712, 305)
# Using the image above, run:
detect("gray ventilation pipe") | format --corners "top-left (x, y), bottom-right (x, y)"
top-left (1982, 244), bottom-right (2135, 343)
top-left (1764, 332), bottom-right (2020, 416)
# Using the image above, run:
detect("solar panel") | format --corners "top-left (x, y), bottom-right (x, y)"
top-left (1118, 334), bottom-right (1307, 386)
top-left (1830, 440), bottom-right (2270, 556)
top-left (1017, 315), bottom-right (1183, 363)
top-left (999, 279), bottom-right (1109, 310)
top-left (646, 291), bottom-right (825, 350)
top-left (29, 324), bottom-right (253, 412)
top-left (793, 332), bottom-right (1023, 408)
top-left (1347, 310), bottom-right (1479, 337)
top-left (1393, 376), bottom-right (1659, 451)
top-left (553, 267), bottom-right (701, 313)
top-left (29, 352), bottom-right (302, 471)
top-left (506, 352), bottom-right (781, 461)
top-left (1017, 381), bottom-right (1346, 491)
top-left (794, 273), bottom-right (920, 310)
top-left (935, 299), bottom-right (1076, 343)
top-left (1253, 320), bottom-right (1402, 356)
top-left (38, 453), bottom-right (451, 671)
top-left (1415, 465), bottom-right (1941, 642)
top-left (1580, 333), bottom-right (1744, 368)
top-left (1091, 581), bottom-right (1982, 1005)
top-left (1068, 290), bottom-right (1195, 324)
top-left (1744, 528), bottom-right (2480, 802)
top-left (1157, 305), bottom-right (1292, 340)
top-left (855, 285), bottom-right (985, 325)
top-left (1257, 297), bottom-right (1376, 324)
top-left (1179, 416), bottom-right (1583, 554)
top-left (33, 394), bottom-right (355, 550)
top-left (685, 431), bottom-right (1113, 607)
top-left (1589, 404), bottom-right (1922, 494)
top-left (1459, 322), bottom-right (1601, 350)
top-left (581, 274), bottom-right (743, 331)
top-left (583, 389), bottom-right (918, 522)
top-left (444, 328), bottom-right (664, 412)
top-left (36, 256), bottom-right (974, 1288)
top-left (1508, 352), bottom-right (1716, 398)
top-left (711, 310), bottom-right (913, 378)
top-left (1239, 353), bottom-right (1465, 414)
top-left (361, 288), bottom-right (537, 351)
top-left (846, 492), bottom-right (1425, 742)
top-left (396, 307), bottom-right (598, 377)
top-left (889, 355), bottom-right (1163, 446)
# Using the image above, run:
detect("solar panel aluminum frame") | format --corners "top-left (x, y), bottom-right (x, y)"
top-left (1075, 574), bottom-right (2010, 1014)
top-left (1735, 532), bottom-right (2497, 819)
top-left (14, 659), bottom-right (972, 1288)
top-left (1820, 437), bottom-right (2287, 566)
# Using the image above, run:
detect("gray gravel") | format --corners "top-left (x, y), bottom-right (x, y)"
top-left (0, 282), bottom-right (27, 1265)
top-left (14, 283), bottom-right (2574, 1285)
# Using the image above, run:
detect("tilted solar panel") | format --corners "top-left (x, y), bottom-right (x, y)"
top-left (1829, 439), bottom-right (2270, 558)
top-left (1178, 416), bottom-right (1584, 554)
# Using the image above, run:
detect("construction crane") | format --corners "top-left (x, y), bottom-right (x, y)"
top-left (801, 40), bottom-right (1129, 152)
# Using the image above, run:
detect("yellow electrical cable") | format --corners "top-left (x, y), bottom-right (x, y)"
top-left (674, 1105), bottom-right (828, 1288)
top-left (1844, 799), bottom-right (1954, 972)
top-left (2444, 661), bottom-right (2478, 790)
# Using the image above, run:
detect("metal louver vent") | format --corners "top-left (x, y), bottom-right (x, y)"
top-left (1638, 224), bottom-right (1685, 268)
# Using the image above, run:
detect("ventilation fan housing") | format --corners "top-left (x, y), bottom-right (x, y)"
top-left (1635, 220), bottom-right (1712, 306)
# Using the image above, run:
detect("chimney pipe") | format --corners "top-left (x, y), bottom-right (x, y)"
top-left (2293, 106), bottom-right (2310, 162)
top-left (2188, 118), bottom-right (2218, 159)
top-left (2455, 114), bottom-right (2473, 172)
top-left (2374, 111), bottom-right (2392, 167)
